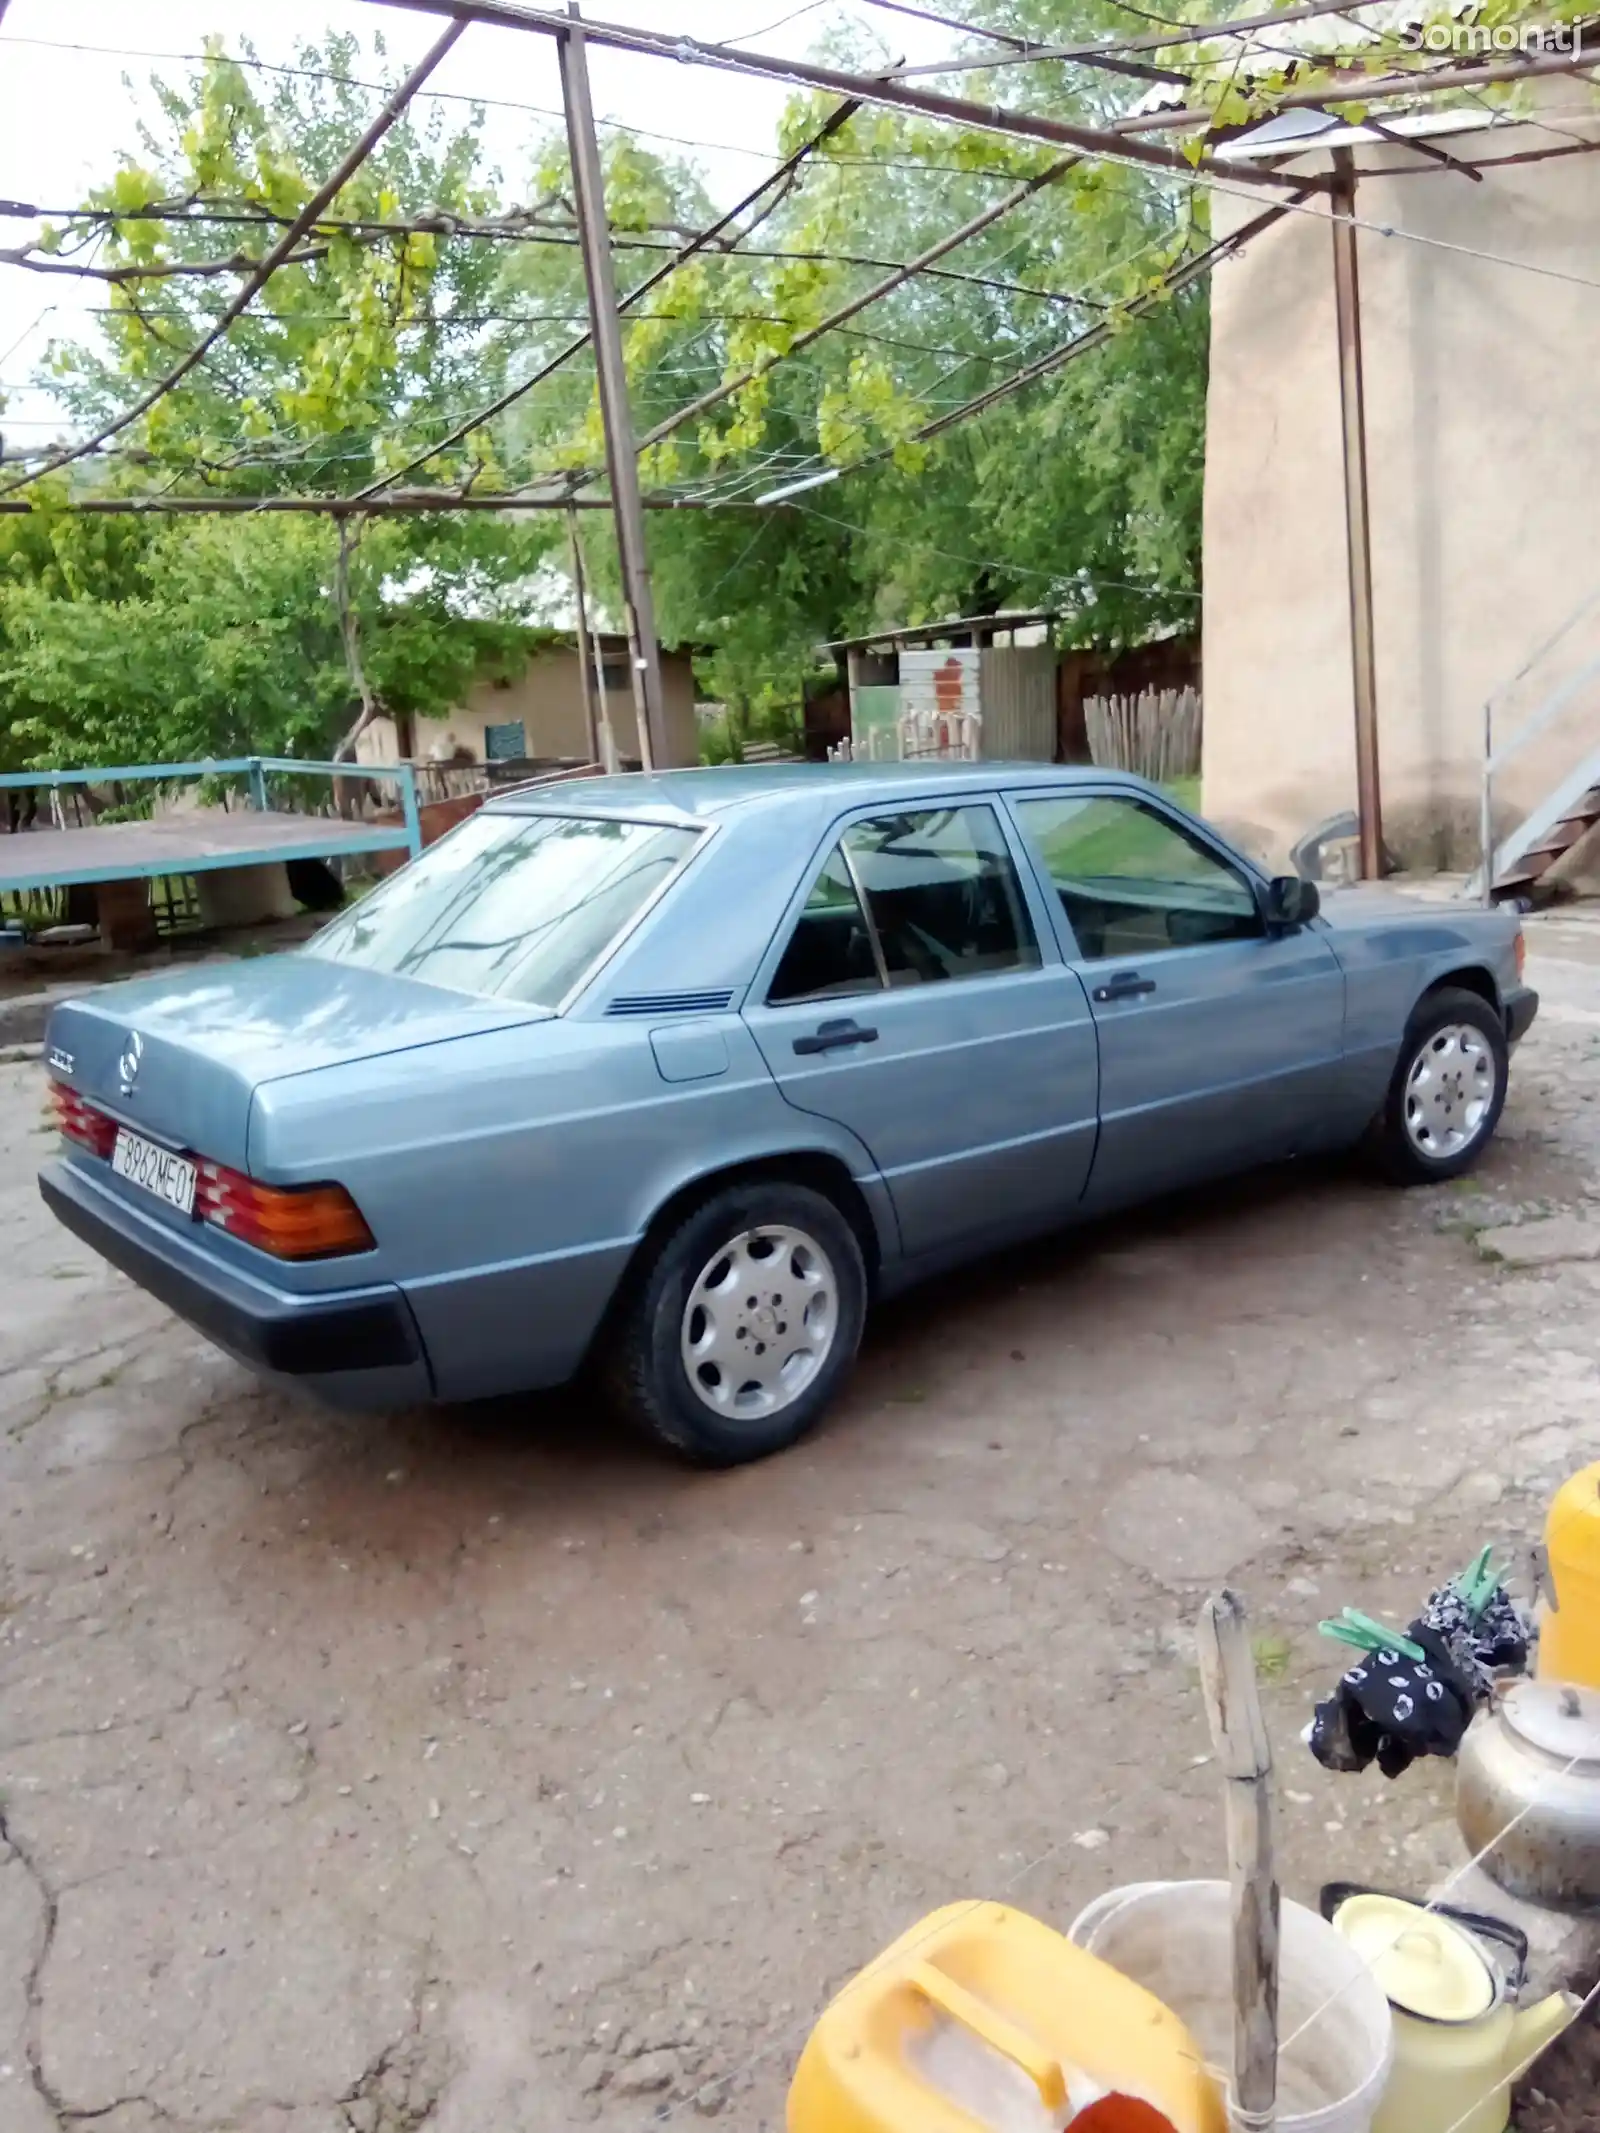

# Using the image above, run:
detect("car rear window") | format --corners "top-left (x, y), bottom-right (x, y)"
top-left (303, 810), bottom-right (698, 1008)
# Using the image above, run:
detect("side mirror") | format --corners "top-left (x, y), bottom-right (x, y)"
top-left (1261, 875), bottom-right (1321, 930)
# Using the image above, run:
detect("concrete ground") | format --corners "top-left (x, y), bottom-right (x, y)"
top-left (3, 917), bottom-right (1600, 2133)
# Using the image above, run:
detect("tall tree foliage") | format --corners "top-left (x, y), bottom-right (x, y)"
top-left (0, 499), bottom-right (537, 769)
top-left (4, 11), bottom-right (1238, 759)
top-left (4, 36), bottom-right (556, 764)
top-left (40, 32), bottom-right (510, 492)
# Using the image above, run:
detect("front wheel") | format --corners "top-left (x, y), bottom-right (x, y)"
top-left (1373, 987), bottom-right (1508, 1184)
top-left (603, 1181), bottom-right (867, 1465)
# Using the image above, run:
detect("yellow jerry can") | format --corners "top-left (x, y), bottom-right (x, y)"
top-left (1538, 1462), bottom-right (1600, 1690)
top-left (787, 1901), bottom-right (1227, 2133)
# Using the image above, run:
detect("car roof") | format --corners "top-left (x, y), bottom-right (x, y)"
top-left (486, 760), bottom-right (1148, 827)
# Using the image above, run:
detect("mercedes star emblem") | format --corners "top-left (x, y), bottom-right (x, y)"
top-left (117, 1030), bottom-right (144, 1095)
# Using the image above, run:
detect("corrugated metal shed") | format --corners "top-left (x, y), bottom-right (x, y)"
top-left (980, 645), bottom-right (1056, 760)
top-left (900, 647), bottom-right (979, 724)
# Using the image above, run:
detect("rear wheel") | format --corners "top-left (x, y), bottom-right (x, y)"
top-left (604, 1181), bottom-right (867, 1465)
top-left (1373, 987), bottom-right (1508, 1184)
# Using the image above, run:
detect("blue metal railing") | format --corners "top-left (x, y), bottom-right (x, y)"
top-left (0, 755), bottom-right (423, 859)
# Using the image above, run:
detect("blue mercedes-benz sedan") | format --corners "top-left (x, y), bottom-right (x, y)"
top-left (39, 763), bottom-right (1536, 1464)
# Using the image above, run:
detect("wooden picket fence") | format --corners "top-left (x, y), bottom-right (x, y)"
top-left (1084, 685), bottom-right (1202, 783)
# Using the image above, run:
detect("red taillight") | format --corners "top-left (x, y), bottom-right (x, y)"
top-left (45, 1079), bottom-right (371, 1261)
top-left (1515, 928), bottom-right (1527, 981)
top-left (48, 1079), bottom-right (117, 1159)
top-left (195, 1159), bottom-right (373, 1261)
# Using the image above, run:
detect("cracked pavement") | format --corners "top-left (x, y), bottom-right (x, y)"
top-left (4, 914), bottom-right (1600, 2131)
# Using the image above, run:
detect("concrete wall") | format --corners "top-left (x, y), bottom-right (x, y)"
top-left (409, 647), bottom-right (698, 769)
top-left (1202, 94), bottom-right (1600, 872)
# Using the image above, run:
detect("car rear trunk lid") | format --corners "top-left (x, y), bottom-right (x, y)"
top-left (46, 955), bottom-right (549, 1172)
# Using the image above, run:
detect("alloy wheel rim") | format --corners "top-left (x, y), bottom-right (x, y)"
top-left (680, 1225), bottom-right (838, 1422)
top-left (1404, 1023), bottom-right (1496, 1160)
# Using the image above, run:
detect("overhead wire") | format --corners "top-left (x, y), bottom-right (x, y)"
top-left (885, 0), bottom-right (1433, 75)
top-left (839, 0), bottom-right (1191, 86)
top-left (1102, 122), bottom-right (1600, 296)
top-left (0, 92), bottom-right (1136, 496)
top-left (3, 137), bottom-right (1079, 242)
top-left (20, 98), bottom-right (1591, 512)
top-left (673, 212), bottom-right (1189, 504)
top-left (689, 186), bottom-right (1306, 514)
top-left (6, 25), bottom-right (1129, 179)
top-left (4, 0), bottom-right (1595, 522)
top-left (356, 0), bottom-right (1319, 196)
top-left (15, 0), bottom-right (1570, 520)
top-left (616, 150), bottom-right (1080, 459)
top-left (3, 218), bottom-right (1111, 310)
top-left (1115, 40), bottom-right (1600, 135)
top-left (0, 32), bottom-right (790, 168)
top-left (0, 300), bottom-right (54, 372)
top-left (850, 0), bottom-right (1033, 45)
top-left (0, 18), bottom-right (470, 502)
top-left (0, 6), bottom-right (1323, 95)
top-left (531, 22), bottom-right (1600, 305)
top-left (333, 128), bottom-right (1096, 504)
top-left (723, 0), bottom-right (834, 40)
top-left (350, 92), bottom-right (865, 501)
top-left (0, 491), bottom-right (766, 516)
top-left (796, 498), bottom-right (1202, 603)
top-left (0, 301), bottom-right (1042, 477)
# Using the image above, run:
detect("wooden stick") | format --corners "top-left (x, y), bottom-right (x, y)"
top-left (1196, 1590), bottom-right (1280, 2133)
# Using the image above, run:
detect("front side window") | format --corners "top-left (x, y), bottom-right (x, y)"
top-left (304, 810), bottom-right (696, 1007)
top-left (1015, 794), bottom-right (1262, 960)
top-left (767, 801), bottom-right (1039, 1004)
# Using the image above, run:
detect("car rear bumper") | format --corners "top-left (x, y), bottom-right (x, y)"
top-left (1505, 984), bottom-right (1539, 1045)
top-left (40, 1159), bottom-right (432, 1405)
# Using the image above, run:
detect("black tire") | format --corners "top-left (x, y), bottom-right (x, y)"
top-left (1372, 986), bottom-right (1509, 1185)
top-left (603, 1180), bottom-right (867, 1465)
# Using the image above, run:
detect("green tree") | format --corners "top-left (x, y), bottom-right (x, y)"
top-left (0, 506), bottom-right (541, 770)
top-left (36, 31), bottom-right (512, 494)
top-left (6, 13), bottom-right (1236, 762)
top-left (4, 36), bottom-right (558, 766)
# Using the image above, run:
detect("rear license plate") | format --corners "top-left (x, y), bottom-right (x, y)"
top-left (111, 1128), bottom-right (197, 1216)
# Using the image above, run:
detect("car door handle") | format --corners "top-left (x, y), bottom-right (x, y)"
top-left (1091, 972), bottom-right (1157, 1003)
top-left (792, 1018), bottom-right (880, 1056)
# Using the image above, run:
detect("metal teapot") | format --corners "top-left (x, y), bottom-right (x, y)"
top-left (1324, 1886), bottom-right (1578, 2133)
top-left (1457, 1678), bottom-right (1600, 1906)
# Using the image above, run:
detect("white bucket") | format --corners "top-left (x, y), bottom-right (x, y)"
top-left (1068, 1880), bottom-right (1393, 2133)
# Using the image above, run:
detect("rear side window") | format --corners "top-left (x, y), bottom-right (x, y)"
top-left (767, 802), bottom-right (1038, 1004)
top-left (304, 810), bottom-right (697, 1008)
top-left (767, 847), bottom-right (882, 1004)
top-left (845, 804), bottom-right (1039, 987)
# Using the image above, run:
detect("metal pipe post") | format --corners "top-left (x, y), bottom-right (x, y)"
top-left (567, 506), bottom-right (608, 770)
top-left (1480, 698), bottom-right (1495, 906)
top-left (557, 6), bottom-right (669, 771)
top-left (1330, 148), bottom-right (1384, 882)
top-left (247, 757), bottom-right (267, 811)
top-left (398, 763), bottom-right (423, 859)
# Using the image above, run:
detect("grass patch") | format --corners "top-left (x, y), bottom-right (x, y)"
top-left (1251, 1632), bottom-right (1295, 1682)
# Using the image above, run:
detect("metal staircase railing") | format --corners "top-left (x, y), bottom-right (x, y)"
top-left (1469, 584), bottom-right (1600, 903)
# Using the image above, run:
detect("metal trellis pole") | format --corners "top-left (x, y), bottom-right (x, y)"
top-left (1331, 147), bottom-right (1384, 882)
top-left (557, 4), bottom-right (669, 772)
top-left (568, 506), bottom-right (612, 770)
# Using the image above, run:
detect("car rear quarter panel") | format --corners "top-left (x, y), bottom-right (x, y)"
top-left (585, 791), bottom-right (842, 1003)
top-left (249, 1016), bottom-right (893, 1401)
